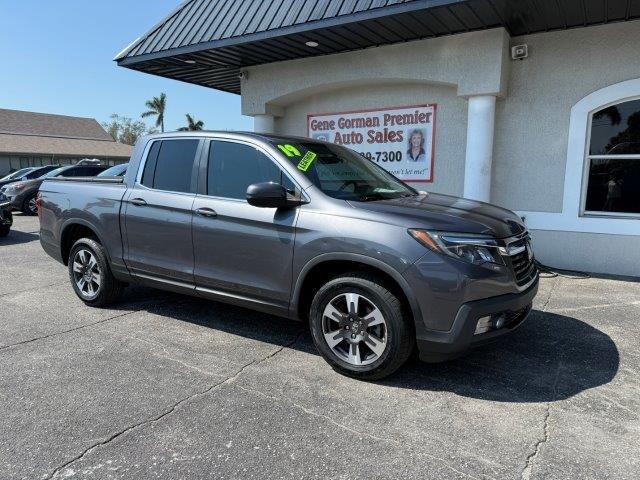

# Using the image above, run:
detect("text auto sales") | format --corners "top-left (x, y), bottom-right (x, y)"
top-left (309, 110), bottom-right (434, 145)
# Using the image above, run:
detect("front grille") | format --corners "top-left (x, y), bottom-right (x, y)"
top-left (507, 238), bottom-right (537, 287)
top-left (503, 304), bottom-right (532, 329)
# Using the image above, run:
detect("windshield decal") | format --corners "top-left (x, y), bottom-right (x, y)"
top-left (277, 144), bottom-right (301, 158)
top-left (297, 151), bottom-right (317, 172)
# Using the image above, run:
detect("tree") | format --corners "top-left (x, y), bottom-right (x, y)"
top-left (178, 113), bottom-right (205, 131)
top-left (141, 92), bottom-right (167, 132)
top-left (102, 114), bottom-right (157, 146)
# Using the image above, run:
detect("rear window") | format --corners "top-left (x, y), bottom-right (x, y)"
top-left (141, 139), bottom-right (199, 193)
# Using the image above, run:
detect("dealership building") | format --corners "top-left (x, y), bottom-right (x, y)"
top-left (117, 0), bottom-right (640, 277)
top-left (0, 109), bottom-right (132, 176)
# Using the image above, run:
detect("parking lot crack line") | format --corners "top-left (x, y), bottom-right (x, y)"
top-left (123, 334), bottom-right (235, 377)
top-left (0, 281), bottom-right (67, 298)
top-left (521, 360), bottom-right (562, 480)
top-left (521, 276), bottom-right (562, 480)
top-left (233, 383), bottom-right (488, 480)
top-left (0, 309), bottom-right (141, 352)
top-left (44, 331), bottom-right (305, 479)
top-left (553, 300), bottom-right (640, 313)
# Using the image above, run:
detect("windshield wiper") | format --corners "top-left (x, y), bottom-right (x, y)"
top-left (357, 192), bottom-right (388, 202)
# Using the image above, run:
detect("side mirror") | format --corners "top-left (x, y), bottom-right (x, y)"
top-left (246, 182), bottom-right (290, 208)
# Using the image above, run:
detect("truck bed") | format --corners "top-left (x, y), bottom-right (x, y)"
top-left (44, 176), bottom-right (125, 184)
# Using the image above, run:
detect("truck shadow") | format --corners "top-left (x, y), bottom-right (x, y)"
top-left (117, 287), bottom-right (619, 404)
top-left (0, 230), bottom-right (39, 246)
top-left (386, 308), bottom-right (620, 403)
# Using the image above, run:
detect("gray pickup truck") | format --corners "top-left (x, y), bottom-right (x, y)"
top-left (39, 132), bottom-right (538, 379)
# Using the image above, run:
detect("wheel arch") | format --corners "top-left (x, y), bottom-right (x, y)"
top-left (291, 253), bottom-right (423, 327)
top-left (60, 219), bottom-right (110, 266)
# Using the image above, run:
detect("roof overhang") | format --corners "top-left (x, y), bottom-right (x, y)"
top-left (116, 0), bottom-right (640, 94)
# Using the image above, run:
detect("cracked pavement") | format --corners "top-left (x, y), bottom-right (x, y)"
top-left (1, 215), bottom-right (638, 479)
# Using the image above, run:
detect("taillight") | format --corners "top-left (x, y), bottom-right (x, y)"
top-left (36, 191), bottom-right (43, 218)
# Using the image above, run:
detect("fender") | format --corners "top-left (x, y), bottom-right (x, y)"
top-left (59, 217), bottom-right (111, 264)
top-left (289, 252), bottom-right (424, 326)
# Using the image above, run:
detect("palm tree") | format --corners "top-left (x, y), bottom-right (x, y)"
top-left (141, 93), bottom-right (167, 132)
top-left (178, 114), bottom-right (204, 131)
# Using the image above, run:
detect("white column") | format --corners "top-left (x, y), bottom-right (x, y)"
top-left (253, 114), bottom-right (275, 133)
top-left (463, 95), bottom-right (497, 202)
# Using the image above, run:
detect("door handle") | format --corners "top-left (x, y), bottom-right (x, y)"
top-left (195, 207), bottom-right (217, 218)
top-left (130, 198), bottom-right (147, 206)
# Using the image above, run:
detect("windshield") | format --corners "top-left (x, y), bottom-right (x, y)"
top-left (1, 168), bottom-right (33, 181)
top-left (269, 140), bottom-right (417, 201)
top-left (98, 164), bottom-right (127, 177)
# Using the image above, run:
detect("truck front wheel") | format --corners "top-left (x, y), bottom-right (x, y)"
top-left (68, 237), bottom-right (124, 307)
top-left (309, 273), bottom-right (415, 380)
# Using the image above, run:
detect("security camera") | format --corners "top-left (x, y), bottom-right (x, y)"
top-left (511, 44), bottom-right (528, 60)
top-left (238, 70), bottom-right (248, 80)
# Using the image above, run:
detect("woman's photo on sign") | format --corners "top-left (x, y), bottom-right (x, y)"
top-left (406, 128), bottom-right (427, 162)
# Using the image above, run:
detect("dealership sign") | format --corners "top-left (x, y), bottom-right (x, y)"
top-left (307, 104), bottom-right (436, 182)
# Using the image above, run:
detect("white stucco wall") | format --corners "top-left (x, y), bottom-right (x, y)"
top-left (493, 19), bottom-right (640, 212)
top-left (242, 28), bottom-right (511, 116)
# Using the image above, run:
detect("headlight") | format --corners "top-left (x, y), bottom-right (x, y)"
top-left (408, 229), bottom-right (505, 266)
top-left (6, 182), bottom-right (27, 193)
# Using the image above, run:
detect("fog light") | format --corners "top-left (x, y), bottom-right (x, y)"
top-left (474, 314), bottom-right (507, 335)
top-left (474, 316), bottom-right (492, 335)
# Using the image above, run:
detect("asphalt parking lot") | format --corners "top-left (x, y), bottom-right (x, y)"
top-left (1, 215), bottom-right (638, 479)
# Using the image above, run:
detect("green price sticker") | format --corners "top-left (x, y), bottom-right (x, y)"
top-left (277, 144), bottom-right (301, 157)
top-left (297, 151), bottom-right (317, 172)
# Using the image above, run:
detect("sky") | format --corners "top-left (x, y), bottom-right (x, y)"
top-left (0, 0), bottom-right (252, 132)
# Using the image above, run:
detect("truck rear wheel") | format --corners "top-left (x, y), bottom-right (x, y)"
top-left (68, 237), bottom-right (124, 307)
top-left (309, 273), bottom-right (414, 380)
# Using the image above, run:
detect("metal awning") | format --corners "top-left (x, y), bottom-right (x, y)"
top-left (116, 0), bottom-right (640, 94)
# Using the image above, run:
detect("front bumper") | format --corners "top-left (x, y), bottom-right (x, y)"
top-left (0, 203), bottom-right (12, 227)
top-left (415, 277), bottom-right (538, 362)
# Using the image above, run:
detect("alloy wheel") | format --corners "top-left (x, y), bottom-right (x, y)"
top-left (72, 249), bottom-right (101, 299)
top-left (28, 196), bottom-right (37, 214)
top-left (321, 292), bottom-right (388, 366)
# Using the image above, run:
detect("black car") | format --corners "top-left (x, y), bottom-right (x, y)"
top-left (0, 191), bottom-right (12, 237)
top-left (0, 165), bottom-right (60, 189)
top-left (1, 164), bottom-right (107, 215)
top-left (97, 163), bottom-right (128, 177)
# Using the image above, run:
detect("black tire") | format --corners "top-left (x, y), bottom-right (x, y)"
top-left (21, 193), bottom-right (38, 215)
top-left (68, 237), bottom-right (125, 307)
top-left (0, 225), bottom-right (9, 237)
top-left (309, 273), bottom-right (415, 380)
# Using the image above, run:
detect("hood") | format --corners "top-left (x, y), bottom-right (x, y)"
top-left (348, 192), bottom-right (525, 239)
top-left (2, 177), bottom-right (44, 192)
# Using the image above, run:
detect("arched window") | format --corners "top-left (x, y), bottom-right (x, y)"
top-left (584, 99), bottom-right (640, 216)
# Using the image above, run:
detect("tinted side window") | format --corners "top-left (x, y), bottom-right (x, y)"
top-left (207, 141), bottom-right (293, 199)
top-left (59, 168), bottom-right (78, 177)
top-left (26, 169), bottom-right (45, 179)
top-left (142, 139), bottom-right (199, 193)
top-left (69, 167), bottom-right (104, 177)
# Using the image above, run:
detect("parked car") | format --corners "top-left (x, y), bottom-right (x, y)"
top-left (97, 163), bottom-right (128, 177)
top-left (2, 164), bottom-right (107, 215)
top-left (0, 165), bottom-right (60, 189)
top-left (0, 191), bottom-right (12, 237)
top-left (38, 132), bottom-right (538, 380)
top-left (0, 168), bottom-right (35, 188)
